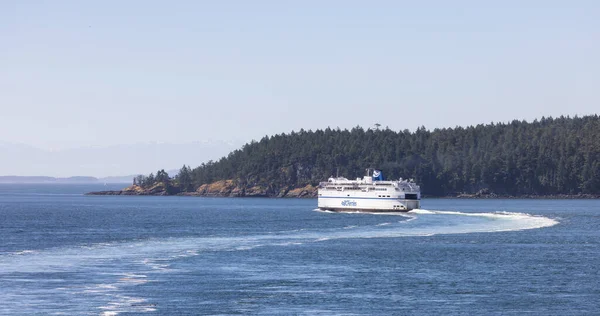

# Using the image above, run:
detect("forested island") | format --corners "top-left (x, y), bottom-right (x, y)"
top-left (88, 115), bottom-right (600, 198)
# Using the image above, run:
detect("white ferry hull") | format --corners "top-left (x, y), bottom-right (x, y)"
top-left (318, 196), bottom-right (420, 212)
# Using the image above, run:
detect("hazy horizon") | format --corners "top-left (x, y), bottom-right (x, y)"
top-left (0, 140), bottom-right (241, 178)
top-left (2, 1), bottom-right (599, 176)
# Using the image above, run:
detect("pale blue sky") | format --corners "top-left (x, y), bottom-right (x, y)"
top-left (1, 1), bottom-right (599, 175)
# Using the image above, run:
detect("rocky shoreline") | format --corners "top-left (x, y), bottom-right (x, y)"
top-left (85, 181), bottom-right (318, 198)
top-left (86, 182), bottom-right (599, 199)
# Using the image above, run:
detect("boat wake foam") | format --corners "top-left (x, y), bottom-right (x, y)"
top-left (408, 209), bottom-right (559, 232)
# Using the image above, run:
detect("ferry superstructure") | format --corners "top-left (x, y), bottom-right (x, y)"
top-left (318, 169), bottom-right (420, 212)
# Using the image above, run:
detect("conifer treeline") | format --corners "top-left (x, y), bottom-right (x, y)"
top-left (143, 115), bottom-right (600, 196)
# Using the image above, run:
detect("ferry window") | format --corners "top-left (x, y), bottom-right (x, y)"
top-left (405, 194), bottom-right (418, 200)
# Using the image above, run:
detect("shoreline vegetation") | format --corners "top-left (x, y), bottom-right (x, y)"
top-left (88, 115), bottom-right (600, 199)
top-left (85, 183), bottom-right (600, 199)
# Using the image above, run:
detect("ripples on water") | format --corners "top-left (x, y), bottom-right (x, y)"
top-left (0, 184), bottom-right (598, 315)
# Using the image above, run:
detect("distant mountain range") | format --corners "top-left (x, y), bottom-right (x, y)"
top-left (0, 175), bottom-right (138, 184)
top-left (0, 140), bottom-right (240, 178)
top-left (0, 169), bottom-right (182, 184)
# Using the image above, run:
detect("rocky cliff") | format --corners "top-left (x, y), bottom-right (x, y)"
top-left (86, 181), bottom-right (318, 198)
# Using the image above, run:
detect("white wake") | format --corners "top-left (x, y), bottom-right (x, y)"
top-left (408, 208), bottom-right (558, 232)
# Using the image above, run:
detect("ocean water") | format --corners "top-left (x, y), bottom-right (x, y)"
top-left (0, 184), bottom-right (599, 315)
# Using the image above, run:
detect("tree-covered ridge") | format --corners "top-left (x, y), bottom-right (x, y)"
top-left (140, 115), bottom-right (600, 196)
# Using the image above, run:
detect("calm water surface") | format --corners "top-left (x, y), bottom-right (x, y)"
top-left (0, 184), bottom-right (599, 315)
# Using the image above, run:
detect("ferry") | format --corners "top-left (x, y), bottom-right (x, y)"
top-left (318, 169), bottom-right (420, 212)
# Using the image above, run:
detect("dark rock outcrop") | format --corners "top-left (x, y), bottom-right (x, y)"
top-left (284, 184), bottom-right (318, 198)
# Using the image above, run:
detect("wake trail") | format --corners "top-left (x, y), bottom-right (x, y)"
top-left (2, 209), bottom-right (558, 272)
top-left (408, 208), bottom-right (559, 232)
top-left (0, 208), bottom-right (558, 315)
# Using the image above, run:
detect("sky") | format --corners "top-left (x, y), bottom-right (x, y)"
top-left (1, 1), bottom-right (599, 176)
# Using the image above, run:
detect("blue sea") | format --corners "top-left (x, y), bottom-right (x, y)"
top-left (0, 184), bottom-right (599, 315)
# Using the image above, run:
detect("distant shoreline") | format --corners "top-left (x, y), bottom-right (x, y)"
top-left (0, 182), bottom-right (131, 185)
top-left (424, 195), bottom-right (600, 199)
top-left (85, 189), bottom-right (599, 199)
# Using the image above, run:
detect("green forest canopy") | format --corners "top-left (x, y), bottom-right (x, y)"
top-left (137, 115), bottom-right (600, 196)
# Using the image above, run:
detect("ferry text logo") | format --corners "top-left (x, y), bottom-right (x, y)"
top-left (341, 200), bottom-right (357, 207)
